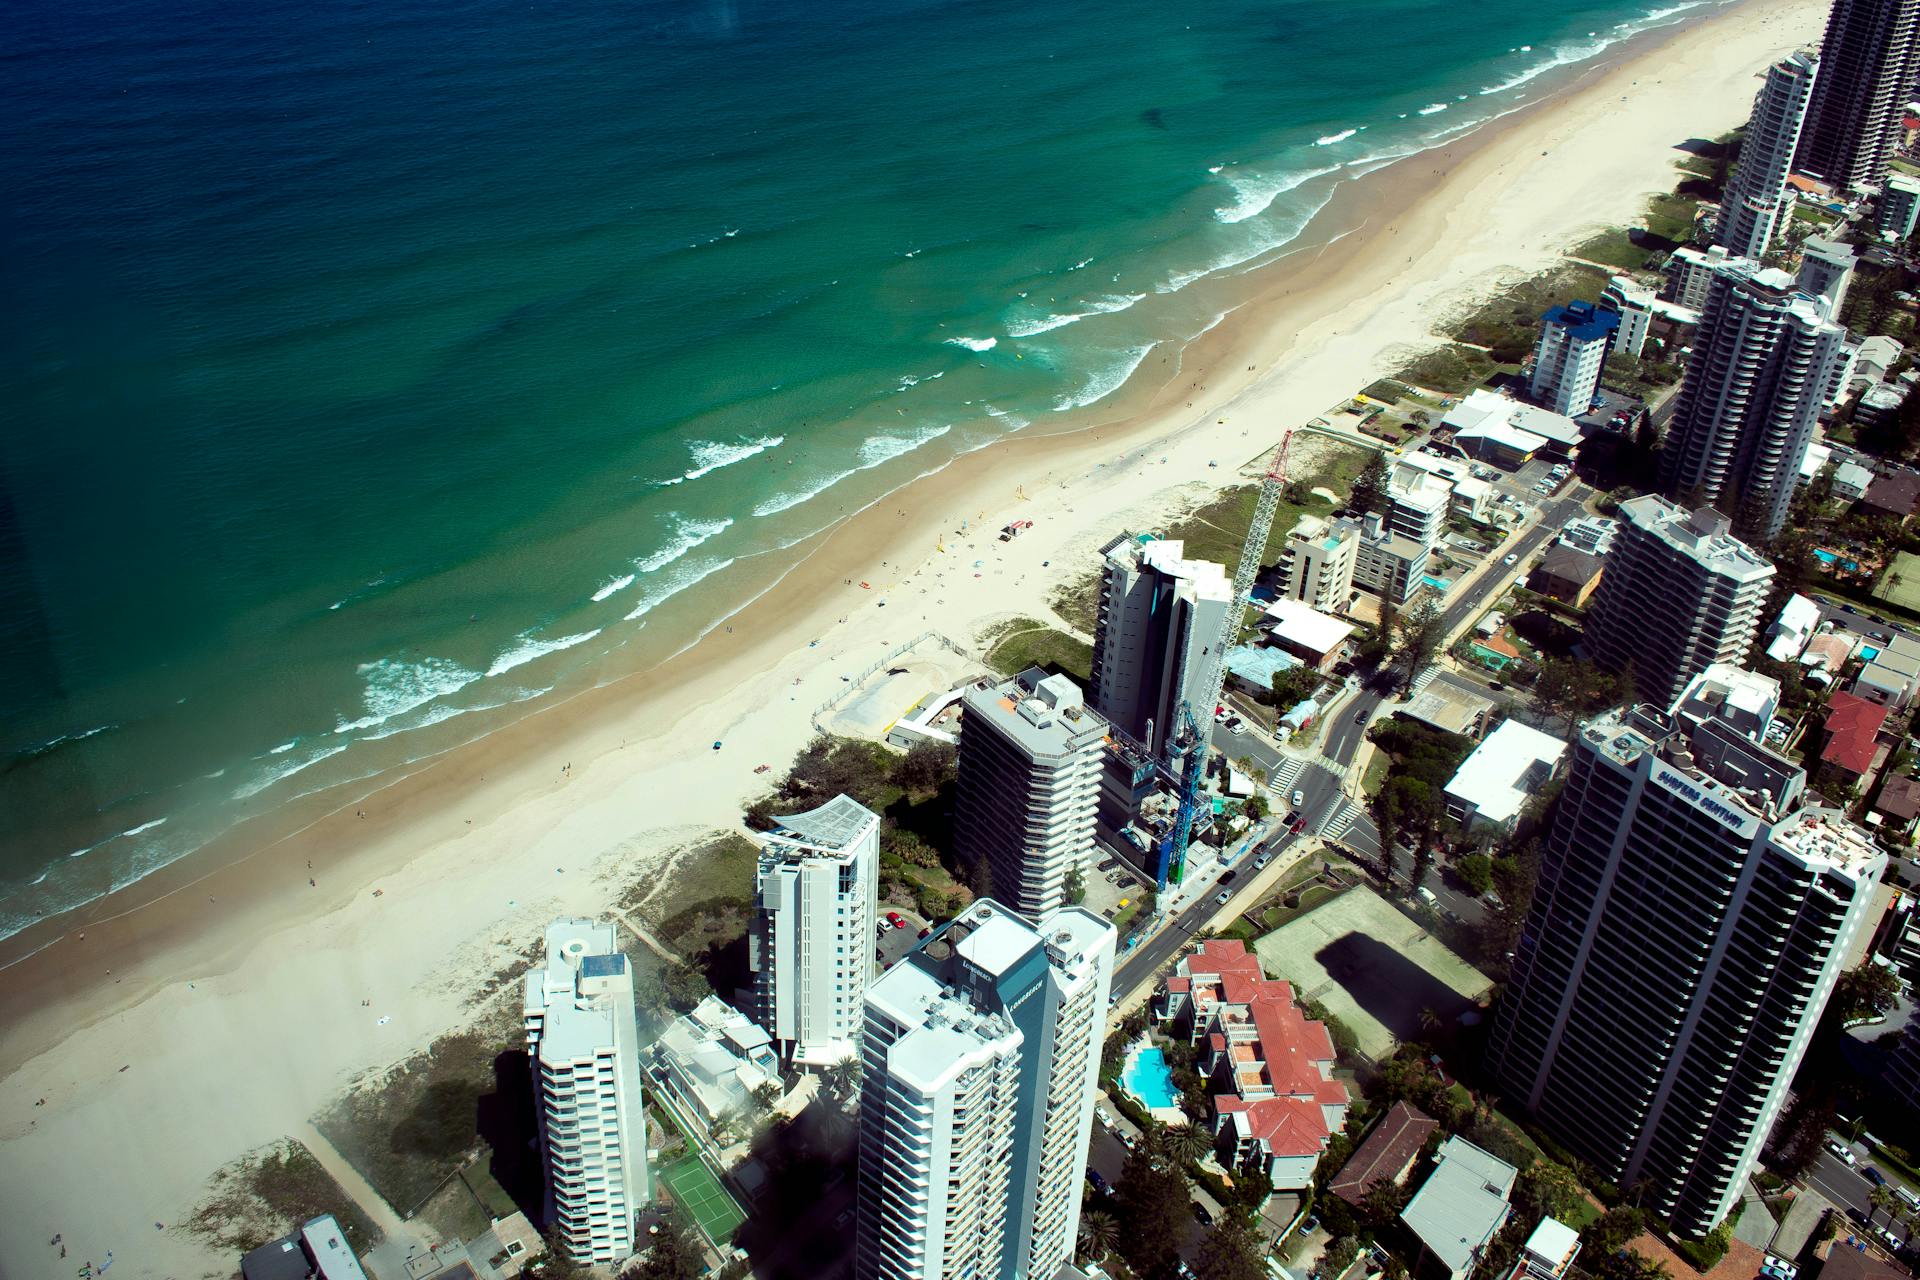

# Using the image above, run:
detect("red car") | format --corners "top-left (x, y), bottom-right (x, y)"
top-left (1291, 818), bottom-right (1307, 834)
top-left (886, 911), bottom-right (907, 928)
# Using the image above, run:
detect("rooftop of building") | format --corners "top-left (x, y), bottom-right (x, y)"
top-left (1400, 1137), bottom-right (1518, 1275)
top-left (1518, 1219), bottom-right (1581, 1279)
top-left (526, 919), bottom-right (635, 1063)
top-left (1330, 1101), bottom-right (1440, 1205)
top-left (1399, 684), bottom-right (1495, 737)
top-left (1616, 496), bottom-right (1776, 583)
top-left (1823, 690), bottom-right (1890, 776)
top-left (1673, 662), bottom-right (1780, 737)
top-left (1581, 699), bottom-right (1803, 823)
top-left (1864, 470), bottom-right (1920, 516)
top-left (961, 666), bottom-right (1108, 757)
top-left (1770, 807), bottom-right (1886, 878)
top-left (1534, 543), bottom-right (1604, 584)
top-left (1262, 597), bottom-right (1356, 654)
top-left (764, 793), bottom-right (880, 857)
top-left (1226, 644), bottom-right (1303, 689)
top-left (1877, 774), bottom-right (1920, 822)
top-left (1541, 299), bottom-right (1622, 342)
top-left (1836, 461), bottom-right (1878, 489)
top-left (1112, 536), bottom-right (1234, 600)
top-left (1445, 720), bottom-right (1569, 825)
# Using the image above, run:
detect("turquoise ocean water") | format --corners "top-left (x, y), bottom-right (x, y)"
top-left (1, 0), bottom-right (1726, 940)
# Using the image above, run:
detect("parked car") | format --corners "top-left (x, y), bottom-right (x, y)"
top-left (1827, 1137), bottom-right (1857, 1164)
top-left (1502, 553), bottom-right (1519, 565)
top-left (886, 911), bottom-right (906, 928)
top-left (1193, 1202), bottom-right (1215, 1226)
top-left (1291, 818), bottom-right (1307, 834)
top-left (1215, 890), bottom-right (1232, 906)
top-left (1228, 720), bottom-right (1248, 735)
top-left (1292, 789), bottom-right (1305, 808)
top-left (1865, 1165), bottom-right (1887, 1186)
top-left (1220, 869), bottom-right (1238, 885)
top-left (877, 919), bottom-right (893, 932)
top-left (1254, 854), bottom-right (1272, 870)
top-left (1088, 1170), bottom-right (1109, 1195)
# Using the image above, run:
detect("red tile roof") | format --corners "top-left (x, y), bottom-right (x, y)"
top-left (1330, 1102), bottom-right (1440, 1205)
top-left (1824, 690), bottom-right (1890, 776)
top-left (1215, 1095), bottom-right (1333, 1158)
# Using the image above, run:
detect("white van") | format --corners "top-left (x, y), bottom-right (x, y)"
top-left (1897, 1186), bottom-right (1920, 1210)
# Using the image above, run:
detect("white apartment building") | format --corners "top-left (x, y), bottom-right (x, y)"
top-left (1797, 235), bottom-right (1857, 313)
top-left (854, 900), bottom-right (1115, 1280)
top-left (1658, 260), bottom-right (1849, 542)
top-left (524, 920), bottom-right (650, 1264)
top-left (1350, 512), bottom-right (1431, 607)
top-left (1488, 692), bottom-right (1884, 1236)
top-left (1278, 514), bottom-right (1359, 613)
top-left (1601, 276), bottom-right (1657, 359)
top-left (955, 668), bottom-right (1108, 918)
top-left (750, 793), bottom-right (881, 1067)
top-left (1714, 52), bottom-right (1820, 259)
top-left (1529, 301), bottom-right (1618, 416)
top-left (1395, 450), bottom-right (1495, 524)
top-left (1088, 534), bottom-right (1232, 760)
top-left (1583, 498), bottom-right (1775, 708)
top-left (1881, 172), bottom-right (1920, 238)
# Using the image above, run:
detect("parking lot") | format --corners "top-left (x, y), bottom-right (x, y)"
top-left (876, 906), bottom-right (929, 970)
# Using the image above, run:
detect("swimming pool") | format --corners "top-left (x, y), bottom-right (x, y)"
top-left (1121, 1044), bottom-right (1179, 1110)
top-left (1814, 548), bottom-right (1861, 572)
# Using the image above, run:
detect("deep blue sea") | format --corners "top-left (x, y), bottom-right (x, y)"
top-left (1, 0), bottom-right (1724, 938)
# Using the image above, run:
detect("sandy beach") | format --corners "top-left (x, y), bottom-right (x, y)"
top-left (0, 0), bottom-right (1827, 1271)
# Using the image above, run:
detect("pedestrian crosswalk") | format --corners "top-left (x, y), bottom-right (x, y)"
top-left (1321, 796), bottom-right (1366, 843)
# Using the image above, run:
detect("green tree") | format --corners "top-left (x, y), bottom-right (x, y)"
top-left (622, 1217), bottom-right (701, 1280)
top-left (1516, 1159), bottom-right (1585, 1222)
top-left (1193, 1221), bottom-right (1266, 1280)
top-left (1834, 964), bottom-right (1902, 1023)
top-left (1455, 853), bottom-right (1494, 896)
top-left (1581, 1206), bottom-right (1648, 1260)
top-left (1397, 599), bottom-right (1445, 695)
top-left (1243, 794), bottom-right (1268, 823)
top-left (824, 1055), bottom-right (863, 1107)
top-left (1116, 1133), bottom-right (1191, 1279)
top-left (1172, 1121), bottom-right (1216, 1166)
top-left (1065, 868), bottom-right (1087, 905)
top-left (1351, 452), bottom-right (1392, 516)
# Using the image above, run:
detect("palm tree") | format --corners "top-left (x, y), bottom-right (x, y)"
top-left (1870, 1185), bottom-right (1895, 1230)
top-left (823, 1056), bottom-right (862, 1109)
top-left (1172, 1120), bottom-right (1215, 1165)
top-left (1077, 1211), bottom-right (1120, 1261)
top-left (1418, 1007), bottom-right (1442, 1035)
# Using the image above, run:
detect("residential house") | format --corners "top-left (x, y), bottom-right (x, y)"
top-left (1821, 690), bottom-right (1891, 782)
top-left (1330, 1102), bottom-right (1440, 1206)
top-left (1261, 597), bottom-right (1356, 670)
top-left (1507, 1219), bottom-right (1581, 1280)
top-left (1835, 461), bottom-right (1877, 502)
top-left (1765, 593), bottom-right (1823, 662)
top-left (1864, 470), bottom-right (1920, 523)
top-left (1399, 1137), bottom-right (1518, 1280)
top-left (1443, 721), bottom-right (1569, 832)
top-left (1873, 775), bottom-right (1920, 839)
top-left (1526, 545), bottom-right (1605, 607)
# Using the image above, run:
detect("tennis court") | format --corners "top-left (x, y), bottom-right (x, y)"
top-left (659, 1152), bottom-right (746, 1245)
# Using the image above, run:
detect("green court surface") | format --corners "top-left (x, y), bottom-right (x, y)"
top-left (659, 1153), bottom-right (746, 1244)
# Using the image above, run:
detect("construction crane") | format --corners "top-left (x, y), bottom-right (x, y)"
top-left (1164, 429), bottom-right (1294, 884)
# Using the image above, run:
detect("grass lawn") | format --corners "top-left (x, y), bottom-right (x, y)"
top-left (1157, 442), bottom-right (1372, 584)
top-left (981, 616), bottom-right (1094, 681)
top-left (1362, 753), bottom-right (1390, 799)
top-left (1874, 552), bottom-right (1920, 613)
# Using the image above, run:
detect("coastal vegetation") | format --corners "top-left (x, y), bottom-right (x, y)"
top-left (189, 1139), bottom-right (381, 1255)
top-left (980, 616), bottom-right (1095, 681)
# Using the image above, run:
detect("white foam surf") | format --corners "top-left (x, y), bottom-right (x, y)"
top-left (1417, 103), bottom-right (1449, 116)
top-left (233, 743), bottom-right (350, 801)
top-left (1054, 344), bottom-right (1156, 413)
top-left (946, 336), bottom-right (999, 352)
top-left (658, 435), bottom-right (784, 486)
top-left (1004, 293), bottom-right (1147, 338)
top-left (335, 656), bottom-right (482, 734)
top-left (1315, 128), bottom-right (1360, 146)
top-left (1212, 163), bottom-right (1341, 224)
top-left (590, 573), bottom-right (636, 603)
top-left (635, 515), bottom-right (734, 575)
top-left (486, 629), bottom-right (602, 679)
top-left (625, 556), bottom-right (738, 620)
top-left (753, 423), bottom-right (955, 518)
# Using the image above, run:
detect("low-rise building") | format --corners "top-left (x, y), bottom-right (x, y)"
top-left (1556, 516), bottom-right (1617, 557)
top-left (1802, 630), bottom-right (1860, 681)
top-left (1672, 663), bottom-right (1781, 744)
top-left (1350, 513), bottom-right (1430, 607)
top-left (1397, 449), bottom-right (1496, 524)
top-left (1159, 939), bottom-right (1348, 1190)
top-left (1863, 470), bottom-right (1920, 522)
top-left (1835, 461), bottom-right (1878, 502)
top-left (1766, 593), bottom-right (1823, 662)
top-left (1399, 1137), bottom-right (1518, 1280)
top-left (650, 995), bottom-right (780, 1132)
top-left (241, 1217), bottom-right (370, 1280)
top-left (1329, 1101), bottom-right (1440, 1206)
top-left (1261, 597), bottom-right (1355, 669)
top-left (1881, 172), bottom-right (1920, 239)
top-left (1444, 720), bottom-right (1569, 832)
top-left (1855, 335), bottom-right (1906, 388)
top-left (1223, 644), bottom-right (1303, 699)
top-left (1508, 1219), bottom-right (1581, 1280)
top-left (1442, 390), bottom-right (1583, 466)
top-left (1858, 382), bottom-right (1909, 430)
top-left (1527, 545), bottom-right (1604, 607)
top-left (1398, 684), bottom-right (1496, 739)
top-left (1822, 690), bottom-right (1891, 781)
top-left (1873, 775), bottom-right (1920, 838)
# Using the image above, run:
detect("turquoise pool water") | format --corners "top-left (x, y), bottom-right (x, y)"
top-left (1122, 1045), bottom-right (1179, 1110)
top-left (1814, 548), bottom-right (1861, 571)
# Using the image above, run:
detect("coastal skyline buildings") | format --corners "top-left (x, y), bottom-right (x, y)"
top-left (749, 794), bottom-right (881, 1068)
top-left (1088, 534), bottom-right (1232, 759)
top-left (523, 920), bottom-right (651, 1264)
top-left (853, 899), bottom-right (1115, 1280)
top-left (1658, 260), bottom-right (1848, 542)
top-left (1582, 497), bottom-right (1775, 708)
top-left (1487, 694), bottom-right (1883, 1236)
top-left (1796, 0), bottom-right (1920, 189)
top-left (1713, 50), bottom-right (1819, 260)
top-left (955, 668), bottom-right (1107, 919)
